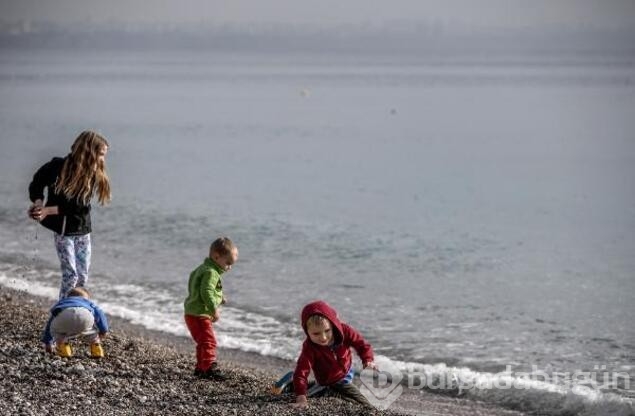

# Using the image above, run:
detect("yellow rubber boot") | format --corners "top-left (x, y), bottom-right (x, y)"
top-left (57, 343), bottom-right (73, 358)
top-left (90, 343), bottom-right (104, 358)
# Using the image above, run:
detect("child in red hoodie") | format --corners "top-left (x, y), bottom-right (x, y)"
top-left (288, 300), bottom-right (378, 409)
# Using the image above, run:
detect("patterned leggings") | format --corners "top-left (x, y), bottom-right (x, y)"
top-left (54, 233), bottom-right (91, 299)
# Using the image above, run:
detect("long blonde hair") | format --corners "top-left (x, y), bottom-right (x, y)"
top-left (55, 130), bottom-right (112, 205)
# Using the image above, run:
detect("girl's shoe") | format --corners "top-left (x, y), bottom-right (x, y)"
top-left (90, 343), bottom-right (104, 358)
top-left (57, 343), bottom-right (73, 358)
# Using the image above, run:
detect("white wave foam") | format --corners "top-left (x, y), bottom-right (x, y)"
top-left (97, 282), bottom-right (302, 360)
top-left (383, 357), bottom-right (634, 416)
top-left (0, 272), bottom-right (58, 299)
top-left (0, 272), bottom-right (300, 361)
top-left (4, 271), bottom-right (632, 415)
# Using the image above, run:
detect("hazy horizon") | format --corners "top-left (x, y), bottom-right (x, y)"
top-left (1, 0), bottom-right (634, 31)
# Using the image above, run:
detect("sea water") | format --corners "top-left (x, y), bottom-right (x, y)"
top-left (0, 48), bottom-right (634, 414)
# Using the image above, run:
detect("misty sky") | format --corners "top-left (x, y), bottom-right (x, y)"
top-left (1, 0), bottom-right (634, 30)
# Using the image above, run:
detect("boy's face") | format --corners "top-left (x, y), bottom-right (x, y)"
top-left (307, 319), bottom-right (334, 346)
top-left (212, 248), bottom-right (238, 272)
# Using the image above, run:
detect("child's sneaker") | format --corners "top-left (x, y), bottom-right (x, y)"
top-left (204, 362), bottom-right (227, 381)
top-left (57, 343), bottom-right (73, 358)
top-left (90, 342), bottom-right (104, 358)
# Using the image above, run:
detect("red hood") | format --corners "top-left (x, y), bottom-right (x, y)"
top-left (301, 300), bottom-right (344, 344)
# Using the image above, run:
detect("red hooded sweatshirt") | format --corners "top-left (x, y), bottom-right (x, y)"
top-left (293, 300), bottom-right (374, 396)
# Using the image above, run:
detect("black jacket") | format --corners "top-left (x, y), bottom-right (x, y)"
top-left (28, 156), bottom-right (92, 236)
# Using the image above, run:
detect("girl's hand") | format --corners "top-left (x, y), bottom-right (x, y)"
top-left (28, 201), bottom-right (58, 222)
top-left (29, 205), bottom-right (53, 221)
top-left (221, 296), bottom-right (227, 305)
top-left (291, 395), bottom-right (308, 409)
top-left (28, 203), bottom-right (42, 220)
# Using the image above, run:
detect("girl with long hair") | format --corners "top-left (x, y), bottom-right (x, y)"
top-left (28, 130), bottom-right (112, 299)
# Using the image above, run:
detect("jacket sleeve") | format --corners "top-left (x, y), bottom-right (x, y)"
top-left (41, 314), bottom-right (54, 344)
top-left (342, 323), bottom-right (374, 365)
top-left (200, 269), bottom-right (220, 310)
top-left (29, 160), bottom-right (55, 202)
top-left (292, 343), bottom-right (313, 396)
top-left (93, 304), bottom-right (109, 334)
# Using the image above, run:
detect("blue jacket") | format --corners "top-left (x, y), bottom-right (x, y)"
top-left (41, 296), bottom-right (109, 344)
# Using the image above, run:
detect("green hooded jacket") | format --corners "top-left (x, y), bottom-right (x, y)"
top-left (183, 257), bottom-right (225, 316)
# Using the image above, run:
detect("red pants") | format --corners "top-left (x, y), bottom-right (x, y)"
top-left (184, 314), bottom-right (217, 371)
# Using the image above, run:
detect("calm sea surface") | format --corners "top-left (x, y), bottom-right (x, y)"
top-left (1, 48), bottom-right (634, 411)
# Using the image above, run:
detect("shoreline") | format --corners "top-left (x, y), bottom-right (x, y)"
top-left (0, 285), bottom-right (527, 415)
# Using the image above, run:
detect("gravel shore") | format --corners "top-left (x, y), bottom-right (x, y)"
top-left (0, 286), bottom-right (526, 416)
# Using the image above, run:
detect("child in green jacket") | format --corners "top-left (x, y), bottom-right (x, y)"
top-left (184, 237), bottom-right (238, 380)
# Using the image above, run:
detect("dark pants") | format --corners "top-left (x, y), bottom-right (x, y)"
top-left (275, 371), bottom-right (374, 408)
top-left (327, 383), bottom-right (373, 408)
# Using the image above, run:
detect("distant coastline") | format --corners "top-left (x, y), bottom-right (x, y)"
top-left (1, 19), bottom-right (634, 56)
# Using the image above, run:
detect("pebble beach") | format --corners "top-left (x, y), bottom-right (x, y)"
top-left (0, 286), bottom-right (528, 416)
